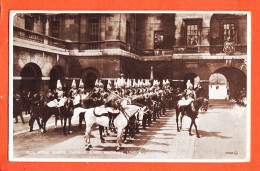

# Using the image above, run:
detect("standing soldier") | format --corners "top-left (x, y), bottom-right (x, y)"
top-left (78, 79), bottom-right (85, 95)
top-left (25, 91), bottom-right (32, 116)
top-left (29, 93), bottom-right (41, 132)
top-left (38, 91), bottom-right (45, 118)
top-left (55, 80), bottom-right (65, 120)
top-left (68, 80), bottom-right (78, 101)
top-left (13, 92), bottom-right (25, 124)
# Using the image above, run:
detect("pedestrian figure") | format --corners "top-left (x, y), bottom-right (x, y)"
top-left (13, 92), bottom-right (25, 124)
top-left (29, 93), bottom-right (41, 131)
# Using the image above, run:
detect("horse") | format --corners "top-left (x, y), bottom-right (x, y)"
top-left (81, 104), bottom-right (145, 151)
top-left (40, 97), bottom-right (68, 135)
top-left (175, 97), bottom-right (208, 138)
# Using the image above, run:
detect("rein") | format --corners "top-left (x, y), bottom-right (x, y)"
top-left (119, 106), bottom-right (140, 123)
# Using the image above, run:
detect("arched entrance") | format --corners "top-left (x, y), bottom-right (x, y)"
top-left (209, 73), bottom-right (228, 99)
top-left (211, 67), bottom-right (246, 99)
top-left (183, 73), bottom-right (200, 90)
top-left (20, 63), bottom-right (42, 93)
top-left (81, 67), bottom-right (100, 91)
top-left (49, 65), bottom-right (65, 91)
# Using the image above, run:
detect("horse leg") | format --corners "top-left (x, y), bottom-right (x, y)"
top-left (124, 126), bottom-right (128, 143)
top-left (105, 127), bottom-right (110, 136)
top-left (148, 111), bottom-right (151, 126)
top-left (99, 126), bottom-right (105, 143)
top-left (63, 117), bottom-right (67, 136)
top-left (153, 108), bottom-right (156, 122)
top-left (135, 121), bottom-right (140, 133)
top-left (189, 120), bottom-right (194, 136)
top-left (61, 116), bottom-right (63, 126)
top-left (69, 118), bottom-right (72, 134)
top-left (180, 114), bottom-right (184, 130)
top-left (142, 114), bottom-right (146, 130)
top-left (85, 125), bottom-right (93, 151)
top-left (176, 108), bottom-right (180, 132)
top-left (193, 119), bottom-right (200, 138)
top-left (55, 116), bottom-right (57, 128)
top-left (79, 113), bottom-right (83, 129)
top-left (116, 128), bottom-right (124, 151)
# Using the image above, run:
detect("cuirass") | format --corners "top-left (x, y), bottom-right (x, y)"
top-left (57, 90), bottom-right (64, 98)
top-left (71, 89), bottom-right (77, 98)
top-left (186, 89), bottom-right (194, 98)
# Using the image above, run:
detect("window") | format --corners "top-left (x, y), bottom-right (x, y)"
top-left (25, 15), bottom-right (34, 31)
top-left (183, 19), bottom-right (202, 46)
top-left (186, 24), bottom-right (198, 46)
top-left (51, 21), bottom-right (60, 38)
top-left (223, 23), bottom-right (235, 42)
top-left (154, 31), bottom-right (164, 49)
top-left (89, 19), bottom-right (99, 41)
top-left (126, 21), bottom-right (130, 43)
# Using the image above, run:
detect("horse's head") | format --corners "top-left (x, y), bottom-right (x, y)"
top-left (138, 106), bottom-right (148, 121)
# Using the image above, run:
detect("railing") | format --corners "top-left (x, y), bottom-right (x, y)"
top-left (47, 36), bottom-right (66, 49)
top-left (209, 45), bottom-right (247, 54)
top-left (13, 26), bottom-right (247, 56)
top-left (13, 26), bottom-right (44, 43)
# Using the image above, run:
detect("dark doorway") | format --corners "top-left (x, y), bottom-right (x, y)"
top-left (85, 72), bottom-right (97, 90)
top-left (20, 63), bottom-right (42, 93)
top-left (49, 65), bottom-right (65, 91)
top-left (183, 73), bottom-right (198, 90)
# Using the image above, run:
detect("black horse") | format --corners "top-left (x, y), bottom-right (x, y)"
top-left (41, 98), bottom-right (73, 135)
top-left (176, 97), bottom-right (208, 138)
top-left (41, 105), bottom-right (59, 133)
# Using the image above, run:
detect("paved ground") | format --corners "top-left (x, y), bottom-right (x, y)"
top-left (11, 100), bottom-right (249, 161)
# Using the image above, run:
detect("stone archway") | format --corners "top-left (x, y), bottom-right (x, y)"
top-left (183, 73), bottom-right (200, 89)
top-left (81, 67), bottom-right (100, 91)
top-left (20, 62), bottom-right (42, 93)
top-left (211, 67), bottom-right (247, 99)
top-left (209, 73), bottom-right (228, 99)
top-left (49, 65), bottom-right (65, 91)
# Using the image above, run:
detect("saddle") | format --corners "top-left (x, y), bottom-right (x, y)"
top-left (93, 106), bottom-right (120, 131)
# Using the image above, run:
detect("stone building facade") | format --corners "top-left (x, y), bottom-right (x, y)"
top-left (12, 12), bottom-right (248, 99)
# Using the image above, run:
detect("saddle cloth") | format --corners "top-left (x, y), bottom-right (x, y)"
top-left (177, 98), bottom-right (193, 108)
top-left (94, 105), bottom-right (120, 115)
top-left (47, 100), bottom-right (57, 107)
top-left (47, 98), bottom-right (67, 108)
top-left (73, 95), bottom-right (81, 105)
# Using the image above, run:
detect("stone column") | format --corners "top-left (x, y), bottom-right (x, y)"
top-left (44, 16), bottom-right (50, 45)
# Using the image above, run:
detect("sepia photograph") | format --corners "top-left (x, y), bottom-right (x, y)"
top-left (9, 11), bottom-right (250, 162)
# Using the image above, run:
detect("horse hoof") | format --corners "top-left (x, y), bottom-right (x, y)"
top-left (55, 126), bottom-right (57, 129)
top-left (40, 128), bottom-right (44, 133)
top-left (64, 133), bottom-right (67, 136)
top-left (116, 147), bottom-right (120, 152)
top-left (86, 147), bottom-right (90, 151)
top-left (101, 139), bottom-right (105, 143)
top-left (177, 129), bottom-right (180, 132)
top-left (123, 140), bottom-right (127, 144)
top-left (88, 145), bottom-right (92, 148)
top-left (189, 133), bottom-right (192, 136)
top-left (197, 135), bottom-right (201, 138)
top-left (69, 131), bottom-right (73, 134)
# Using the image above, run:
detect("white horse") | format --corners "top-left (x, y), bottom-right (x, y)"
top-left (76, 104), bottom-right (145, 151)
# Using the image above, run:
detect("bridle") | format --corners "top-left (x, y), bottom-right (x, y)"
top-left (119, 105), bottom-right (140, 123)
